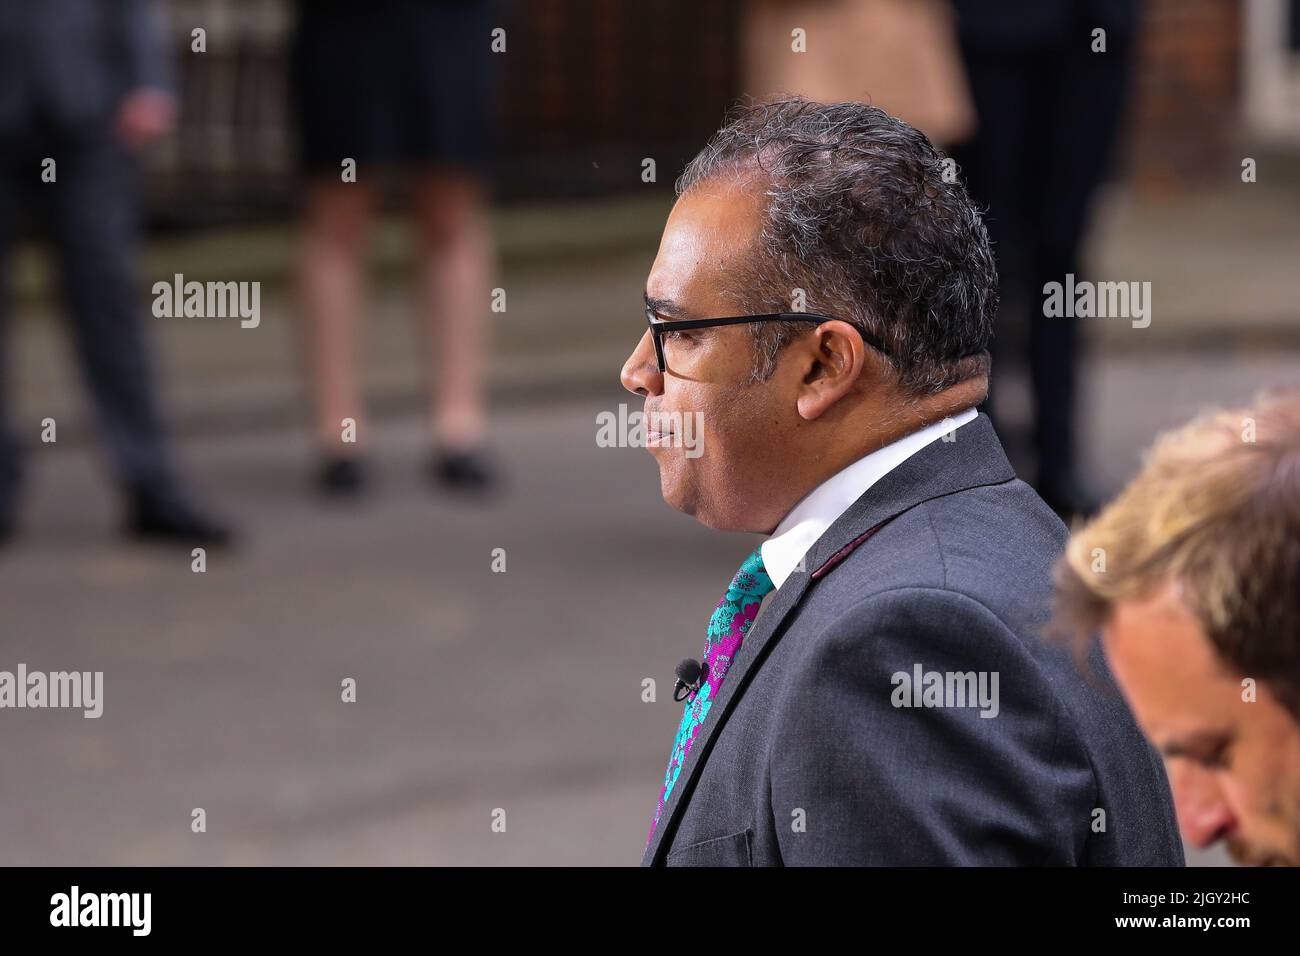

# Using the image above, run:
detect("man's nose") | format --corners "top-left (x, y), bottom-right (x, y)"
top-left (1173, 767), bottom-right (1237, 849)
top-left (621, 330), bottom-right (664, 397)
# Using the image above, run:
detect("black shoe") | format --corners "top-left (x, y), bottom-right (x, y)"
top-left (433, 448), bottom-right (496, 495)
top-left (0, 510), bottom-right (13, 547)
top-left (127, 488), bottom-right (231, 546)
top-left (319, 457), bottom-right (365, 497)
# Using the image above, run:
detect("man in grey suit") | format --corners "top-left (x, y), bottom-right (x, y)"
top-left (620, 97), bottom-right (1182, 865)
top-left (0, 0), bottom-right (227, 544)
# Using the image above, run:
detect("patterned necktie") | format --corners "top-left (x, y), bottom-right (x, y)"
top-left (647, 548), bottom-right (775, 845)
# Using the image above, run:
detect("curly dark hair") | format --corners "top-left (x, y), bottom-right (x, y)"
top-left (677, 96), bottom-right (998, 394)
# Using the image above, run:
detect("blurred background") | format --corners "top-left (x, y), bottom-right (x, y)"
top-left (1, 0), bottom-right (1298, 865)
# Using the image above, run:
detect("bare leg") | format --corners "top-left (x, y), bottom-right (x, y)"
top-left (413, 168), bottom-right (493, 451)
top-left (297, 177), bottom-right (375, 456)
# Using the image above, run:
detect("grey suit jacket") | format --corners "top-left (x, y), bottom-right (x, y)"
top-left (0, 0), bottom-right (172, 137)
top-left (643, 414), bottom-right (1183, 866)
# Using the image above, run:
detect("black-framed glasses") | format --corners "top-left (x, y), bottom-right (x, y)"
top-left (644, 306), bottom-right (891, 374)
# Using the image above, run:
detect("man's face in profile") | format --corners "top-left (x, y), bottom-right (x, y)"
top-left (619, 180), bottom-right (804, 534)
top-left (1103, 582), bottom-right (1300, 865)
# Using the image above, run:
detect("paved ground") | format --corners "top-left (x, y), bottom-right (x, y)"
top-left (4, 348), bottom-right (1296, 864)
top-left (1, 391), bottom-right (747, 865)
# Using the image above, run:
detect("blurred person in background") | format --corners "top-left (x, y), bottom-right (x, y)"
top-left (1055, 389), bottom-right (1300, 866)
top-left (291, 0), bottom-right (499, 497)
top-left (949, 0), bottom-right (1140, 520)
top-left (0, 0), bottom-right (229, 545)
top-left (742, 0), bottom-right (975, 148)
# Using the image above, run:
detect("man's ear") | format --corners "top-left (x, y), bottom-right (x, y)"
top-left (794, 320), bottom-right (869, 420)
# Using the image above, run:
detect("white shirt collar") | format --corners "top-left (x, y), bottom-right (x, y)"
top-left (760, 407), bottom-right (979, 589)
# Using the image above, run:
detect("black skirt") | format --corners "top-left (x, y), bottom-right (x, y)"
top-left (290, 0), bottom-right (498, 174)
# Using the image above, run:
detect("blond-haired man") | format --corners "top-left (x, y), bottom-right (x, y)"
top-left (1055, 389), bottom-right (1300, 865)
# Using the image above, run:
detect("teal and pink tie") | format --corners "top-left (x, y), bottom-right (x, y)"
top-left (647, 548), bottom-right (775, 844)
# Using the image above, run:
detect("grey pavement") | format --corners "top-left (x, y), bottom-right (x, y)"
top-left (3, 350), bottom-right (1297, 863)
top-left (2, 392), bottom-right (752, 865)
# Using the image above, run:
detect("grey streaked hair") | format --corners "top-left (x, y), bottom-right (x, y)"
top-left (676, 96), bottom-right (998, 394)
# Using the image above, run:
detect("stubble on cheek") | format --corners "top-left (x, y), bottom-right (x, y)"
top-left (654, 447), bottom-right (695, 515)
top-left (685, 384), bottom-right (777, 528)
top-left (651, 360), bottom-right (776, 524)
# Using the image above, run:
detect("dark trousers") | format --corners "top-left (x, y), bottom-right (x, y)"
top-left (0, 121), bottom-right (174, 513)
top-left (954, 31), bottom-right (1134, 489)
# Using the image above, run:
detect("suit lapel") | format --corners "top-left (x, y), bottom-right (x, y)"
top-left (642, 413), bottom-right (1016, 865)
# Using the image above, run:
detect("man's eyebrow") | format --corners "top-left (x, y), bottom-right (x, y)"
top-left (1159, 728), bottom-right (1233, 759)
top-left (644, 293), bottom-right (694, 320)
